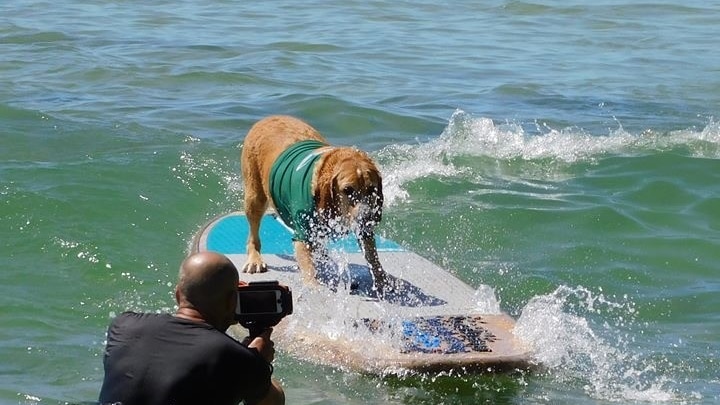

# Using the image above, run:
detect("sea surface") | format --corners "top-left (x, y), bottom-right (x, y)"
top-left (2, 1), bottom-right (719, 404)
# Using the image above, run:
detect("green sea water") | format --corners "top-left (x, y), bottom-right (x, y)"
top-left (2, 1), bottom-right (720, 404)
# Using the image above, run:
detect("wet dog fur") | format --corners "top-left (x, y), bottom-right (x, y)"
top-left (240, 115), bottom-right (389, 294)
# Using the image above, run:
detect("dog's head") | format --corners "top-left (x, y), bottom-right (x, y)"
top-left (316, 149), bottom-right (383, 238)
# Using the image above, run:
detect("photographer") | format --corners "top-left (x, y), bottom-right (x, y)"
top-left (99, 252), bottom-right (285, 405)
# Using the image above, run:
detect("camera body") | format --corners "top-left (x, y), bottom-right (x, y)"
top-left (235, 280), bottom-right (293, 331)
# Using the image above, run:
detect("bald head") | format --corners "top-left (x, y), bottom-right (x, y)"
top-left (176, 252), bottom-right (239, 329)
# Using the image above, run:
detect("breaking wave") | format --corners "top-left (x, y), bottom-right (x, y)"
top-left (377, 109), bottom-right (720, 206)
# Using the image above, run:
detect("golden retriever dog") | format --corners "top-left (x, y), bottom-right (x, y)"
top-left (240, 115), bottom-right (389, 295)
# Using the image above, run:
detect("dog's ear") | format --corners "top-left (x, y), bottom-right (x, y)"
top-left (328, 174), bottom-right (338, 206)
top-left (315, 172), bottom-right (339, 216)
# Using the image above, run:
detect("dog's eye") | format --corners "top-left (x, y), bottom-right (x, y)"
top-left (342, 186), bottom-right (355, 196)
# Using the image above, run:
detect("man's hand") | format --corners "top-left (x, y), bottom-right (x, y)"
top-left (248, 328), bottom-right (275, 363)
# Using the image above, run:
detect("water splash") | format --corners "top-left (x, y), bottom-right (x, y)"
top-left (472, 284), bottom-right (501, 314)
top-left (515, 285), bottom-right (678, 402)
top-left (171, 139), bottom-right (243, 213)
top-left (53, 237), bottom-right (107, 267)
top-left (256, 265), bottom-right (504, 375)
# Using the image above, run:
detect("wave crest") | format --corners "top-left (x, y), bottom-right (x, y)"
top-left (377, 110), bottom-right (720, 205)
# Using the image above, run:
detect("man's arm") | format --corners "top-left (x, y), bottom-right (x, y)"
top-left (246, 379), bottom-right (284, 405)
top-left (245, 329), bottom-right (284, 405)
top-left (247, 328), bottom-right (275, 363)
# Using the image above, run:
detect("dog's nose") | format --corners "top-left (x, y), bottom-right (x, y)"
top-left (355, 203), bottom-right (379, 225)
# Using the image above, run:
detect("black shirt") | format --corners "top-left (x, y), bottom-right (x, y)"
top-left (99, 312), bottom-right (272, 405)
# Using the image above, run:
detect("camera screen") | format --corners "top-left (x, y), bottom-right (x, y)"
top-left (237, 290), bottom-right (280, 314)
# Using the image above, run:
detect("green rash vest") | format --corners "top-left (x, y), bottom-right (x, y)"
top-left (269, 140), bottom-right (327, 241)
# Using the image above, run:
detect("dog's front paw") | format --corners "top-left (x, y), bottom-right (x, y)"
top-left (371, 271), bottom-right (395, 299)
top-left (242, 260), bottom-right (268, 274)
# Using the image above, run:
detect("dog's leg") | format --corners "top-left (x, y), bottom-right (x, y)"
top-left (293, 241), bottom-right (320, 286)
top-left (360, 236), bottom-right (389, 295)
top-left (243, 202), bottom-right (267, 273)
top-left (242, 166), bottom-right (268, 274)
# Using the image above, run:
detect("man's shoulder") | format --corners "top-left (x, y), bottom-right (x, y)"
top-left (113, 311), bottom-right (169, 324)
top-left (109, 312), bottom-right (180, 334)
top-left (109, 312), bottom-right (244, 350)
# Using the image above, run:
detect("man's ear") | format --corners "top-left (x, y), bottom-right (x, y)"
top-left (227, 289), bottom-right (237, 312)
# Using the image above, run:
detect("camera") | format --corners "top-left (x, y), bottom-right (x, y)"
top-left (235, 280), bottom-right (293, 332)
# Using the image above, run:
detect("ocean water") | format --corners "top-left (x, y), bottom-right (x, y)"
top-left (2, 0), bottom-right (719, 404)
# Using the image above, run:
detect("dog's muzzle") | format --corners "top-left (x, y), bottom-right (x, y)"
top-left (353, 201), bottom-right (382, 239)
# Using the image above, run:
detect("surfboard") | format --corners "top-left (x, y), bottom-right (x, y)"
top-left (192, 212), bottom-right (532, 373)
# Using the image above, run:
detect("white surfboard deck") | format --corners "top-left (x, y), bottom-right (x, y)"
top-left (192, 212), bottom-right (531, 373)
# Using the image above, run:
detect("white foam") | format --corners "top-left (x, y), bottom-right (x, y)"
top-left (515, 285), bottom-right (679, 403)
top-left (376, 110), bottom-right (720, 206)
top-left (472, 284), bottom-right (501, 314)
